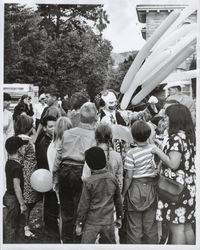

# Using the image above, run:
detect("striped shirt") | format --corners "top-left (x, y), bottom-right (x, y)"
top-left (124, 144), bottom-right (156, 178)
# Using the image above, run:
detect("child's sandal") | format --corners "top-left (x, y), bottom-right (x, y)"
top-left (24, 226), bottom-right (36, 238)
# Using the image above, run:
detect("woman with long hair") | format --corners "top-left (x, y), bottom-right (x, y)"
top-left (49, 116), bottom-right (72, 189)
top-left (13, 95), bottom-right (34, 121)
top-left (82, 123), bottom-right (123, 191)
top-left (14, 114), bottom-right (39, 238)
top-left (153, 104), bottom-right (196, 244)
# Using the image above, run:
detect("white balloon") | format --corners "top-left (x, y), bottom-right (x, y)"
top-left (163, 70), bottom-right (197, 82)
top-left (142, 31), bottom-right (196, 88)
top-left (30, 169), bottom-right (53, 193)
top-left (120, 10), bottom-right (180, 94)
top-left (120, 31), bottom-right (196, 110)
top-left (151, 1), bottom-right (197, 51)
top-left (150, 23), bottom-right (197, 57)
top-left (131, 46), bottom-right (195, 105)
top-left (120, 49), bottom-right (171, 110)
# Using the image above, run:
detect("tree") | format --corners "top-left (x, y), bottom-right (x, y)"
top-left (107, 54), bottom-right (137, 93)
top-left (36, 4), bottom-right (109, 39)
top-left (4, 4), bottom-right (37, 82)
top-left (4, 4), bottom-right (112, 99)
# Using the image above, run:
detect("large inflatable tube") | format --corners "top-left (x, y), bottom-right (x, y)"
top-left (120, 49), bottom-right (171, 109)
top-left (120, 31), bottom-right (196, 109)
top-left (151, 1), bottom-right (197, 51)
top-left (149, 23), bottom-right (197, 58)
top-left (131, 46), bottom-right (195, 105)
top-left (135, 25), bottom-right (196, 87)
top-left (120, 10), bottom-right (180, 94)
top-left (164, 70), bottom-right (197, 82)
top-left (142, 31), bottom-right (196, 88)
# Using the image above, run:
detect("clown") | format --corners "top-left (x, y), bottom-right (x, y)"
top-left (99, 90), bottom-right (127, 126)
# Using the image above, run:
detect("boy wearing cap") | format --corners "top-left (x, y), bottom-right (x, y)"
top-left (75, 146), bottom-right (123, 244)
top-left (3, 136), bottom-right (27, 243)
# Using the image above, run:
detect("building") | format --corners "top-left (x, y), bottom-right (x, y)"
top-left (136, 1), bottom-right (197, 99)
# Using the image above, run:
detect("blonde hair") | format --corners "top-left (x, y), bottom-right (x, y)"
top-left (53, 117), bottom-right (72, 141)
top-left (80, 102), bottom-right (97, 124)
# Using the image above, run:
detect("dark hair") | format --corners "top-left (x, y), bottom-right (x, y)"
top-left (85, 146), bottom-right (106, 170)
top-left (165, 104), bottom-right (195, 144)
top-left (95, 124), bottom-right (112, 144)
top-left (20, 94), bottom-right (29, 102)
top-left (4, 93), bottom-right (11, 101)
top-left (46, 87), bottom-right (60, 99)
top-left (14, 114), bottom-right (33, 135)
top-left (42, 115), bottom-right (57, 127)
top-left (131, 120), bottom-right (151, 142)
top-left (70, 92), bottom-right (89, 110)
top-left (95, 124), bottom-right (113, 161)
top-left (5, 136), bottom-right (24, 155)
top-left (150, 116), bottom-right (163, 126)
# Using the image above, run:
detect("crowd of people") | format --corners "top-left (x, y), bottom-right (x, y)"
top-left (3, 83), bottom-right (196, 245)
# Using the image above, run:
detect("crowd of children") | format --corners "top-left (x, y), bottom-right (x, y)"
top-left (3, 88), bottom-right (196, 245)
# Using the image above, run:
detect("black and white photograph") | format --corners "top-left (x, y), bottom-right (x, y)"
top-left (1, 0), bottom-right (199, 249)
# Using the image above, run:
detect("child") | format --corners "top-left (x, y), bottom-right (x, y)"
top-left (82, 123), bottom-right (123, 192)
top-left (75, 146), bottom-right (123, 244)
top-left (3, 136), bottom-right (27, 243)
top-left (35, 115), bottom-right (59, 240)
top-left (122, 120), bottom-right (158, 244)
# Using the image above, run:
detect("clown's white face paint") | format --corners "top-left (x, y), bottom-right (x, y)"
top-left (101, 92), bottom-right (117, 112)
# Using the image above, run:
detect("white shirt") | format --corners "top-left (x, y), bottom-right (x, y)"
top-left (101, 109), bottom-right (117, 125)
top-left (33, 102), bottom-right (47, 120)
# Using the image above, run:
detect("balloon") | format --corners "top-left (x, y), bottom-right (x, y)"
top-left (120, 49), bottom-right (171, 109)
top-left (163, 70), bottom-right (197, 82)
top-left (131, 46), bottom-right (195, 105)
top-left (120, 9), bottom-right (180, 94)
top-left (30, 169), bottom-right (53, 192)
top-left (149, 23), bottom-right (197, 57)
top-left (111, 124), bottom-right (133, 143)
top-left (142, 31), bottom-right (196, 88)
top-left (151, 1), bottom-right (197, 51)
top-left (120, 31), bottom-right (196, 109)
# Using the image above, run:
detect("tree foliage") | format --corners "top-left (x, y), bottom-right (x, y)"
top-left (36, 4), bottom-right (109, 38)
top-left (4, 4), bottom-right (112, 99)
top-left (106, 55), bottom-right (136, 93)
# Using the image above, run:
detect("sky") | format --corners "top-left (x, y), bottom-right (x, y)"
top-left (102, 0), bottom-right (146, 53)
top-left (2, 0), bottom-right (196, 53)
top-left (4, 0), bottom-right (146, 53)
top-left (102, 0), bottom-right (194, 53)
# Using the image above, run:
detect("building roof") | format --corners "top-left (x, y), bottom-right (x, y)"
top-left (136, 4), bottom-right (187, 23)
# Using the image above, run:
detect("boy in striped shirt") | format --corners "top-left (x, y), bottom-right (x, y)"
top-left (122, 120), bottom-right (158, 244)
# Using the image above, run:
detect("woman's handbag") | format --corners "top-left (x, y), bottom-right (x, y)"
top-left (157, 174), bottom-right (185, 204)
top-left (157, 134), bottom-right (186, 204)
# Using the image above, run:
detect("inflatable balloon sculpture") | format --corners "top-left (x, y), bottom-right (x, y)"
top-left (120, 2), bottom-right (197, 109)
top-left (30, 169), bottom-right (53, 192)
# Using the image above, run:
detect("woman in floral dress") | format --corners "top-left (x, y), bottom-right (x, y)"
top-left (15, 114), bottom-right (39, 238)
top-left (153, 104), bottom-right (195, 244)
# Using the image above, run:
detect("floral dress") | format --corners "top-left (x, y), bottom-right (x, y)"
top-left (156, 131), bottom-right (196, 224)
top-left (18, 135), bottom-right (39, 204)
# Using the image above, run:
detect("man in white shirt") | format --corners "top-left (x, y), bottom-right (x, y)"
top-left (33, 93), bottom-right (47, 130)
top-left (165, 82), bottom-right (196, 124)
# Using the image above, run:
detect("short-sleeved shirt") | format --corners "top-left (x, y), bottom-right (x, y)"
top-left (124, 144), bottom-right (156, 178)
top-left (5, 159), bottom-right (24, 195)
